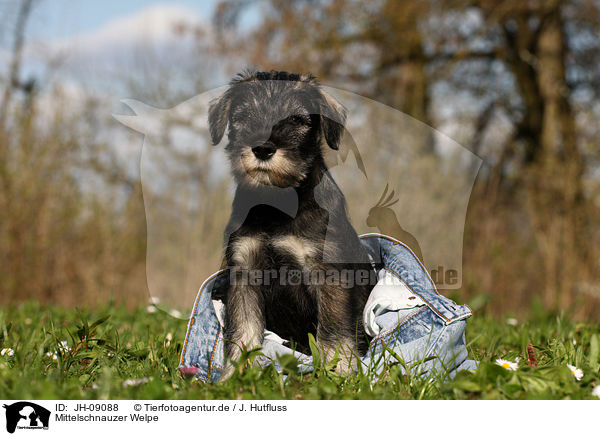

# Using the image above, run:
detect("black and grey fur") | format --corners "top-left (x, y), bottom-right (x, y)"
top-left (209, 71), bottom-right (374, 379)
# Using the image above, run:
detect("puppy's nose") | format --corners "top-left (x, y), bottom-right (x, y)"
top-left (252, 143), bottom-right (276, 161)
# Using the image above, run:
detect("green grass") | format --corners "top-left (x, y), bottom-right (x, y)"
top-left (0, 301), bottom-right (598, 399)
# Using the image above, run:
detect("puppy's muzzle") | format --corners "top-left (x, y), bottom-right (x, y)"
top-left (252, 142), bottom-right (276, 161)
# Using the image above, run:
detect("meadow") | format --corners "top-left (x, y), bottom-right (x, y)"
top-left (0, 300), bottom-right (598, 400)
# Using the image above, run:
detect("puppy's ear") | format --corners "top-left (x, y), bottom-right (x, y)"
top-left (208, 90), bottom-right (232, 145)
top-left (319, 90), bottom-right (346, 150)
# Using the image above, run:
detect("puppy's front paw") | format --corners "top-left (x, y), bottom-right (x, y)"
top-left (219, 363), bottom-right (236, 382)
top-left (319, 340), bottom-right (358, 376)
top-left (335, 354), bottom-right (358, 376)
top-left (219, 351), bottom-right (265, 382)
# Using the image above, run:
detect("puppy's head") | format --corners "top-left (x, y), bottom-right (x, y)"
top-left (208, 70), bottom-right (346, 187)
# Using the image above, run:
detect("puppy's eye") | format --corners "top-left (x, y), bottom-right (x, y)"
top-left (288, 115), bottom-right (307, 125)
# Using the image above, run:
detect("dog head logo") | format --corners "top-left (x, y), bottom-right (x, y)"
top-left (3, 402), bottom-right (50, 433)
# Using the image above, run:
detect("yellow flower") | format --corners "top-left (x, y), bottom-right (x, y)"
top-left (1, 348), bottom-right (14, 357)
top-left (567, 364), bottom-right (583, 381)
top-left (495, 358), bottom-right (518, 371)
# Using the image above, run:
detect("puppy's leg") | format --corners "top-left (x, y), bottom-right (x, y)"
top-left (221, 236), bottom-right (265, 381)
top-left (222, 280), bottom-right (264, 380)
top-left (315, 283), bottom-right (360, 375)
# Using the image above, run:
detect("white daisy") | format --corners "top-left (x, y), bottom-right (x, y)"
top-left (122, 377), bottom-right (151, 388)
top-left (45, 351), bottom-right (58, 361)
top-left (168, 309), bottom-right (182, 318)
top-left (146, 305), bottom-right (158, 313)
top-left (1, 348), bottom-right (14, 357)
top-left (567, 364), bottom-right (583, 381)
top-left (506, 318), bottom-right (518, 326)
top-left (495, 358), bottom-right (518, 371)
top-left (592, 385), bottom-right (600, 399)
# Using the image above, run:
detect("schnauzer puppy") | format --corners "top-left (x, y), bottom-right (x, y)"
top-left (208, 70), bottom-right (374, 379)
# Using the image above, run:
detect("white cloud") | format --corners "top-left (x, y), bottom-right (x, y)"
top-left (2, 4), bottom-right (221, 178)
top-left (29, 4), bottom-right (204, 59)
top-left (19, 3), bottom-right (213, 93)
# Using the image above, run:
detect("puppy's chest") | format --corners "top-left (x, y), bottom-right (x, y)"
top-left (230, 234), bottom-right (321, 269)
top-left (267, 235), bottom-right (321, 268)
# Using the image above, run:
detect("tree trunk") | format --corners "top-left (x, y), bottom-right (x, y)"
top-left (374, 0), bottom-right (433, 153)
top-left (528, 3), bottom-right (584, 310)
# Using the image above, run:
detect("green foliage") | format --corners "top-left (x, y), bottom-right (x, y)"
top-left (0, 303), bottom-right (598, 399)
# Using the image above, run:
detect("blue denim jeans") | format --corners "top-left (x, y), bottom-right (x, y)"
top-left (179, 233), bottom-right (477, 382)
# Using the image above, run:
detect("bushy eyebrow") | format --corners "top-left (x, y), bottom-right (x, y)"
top-left (231, 96), bottom-right (313, 121)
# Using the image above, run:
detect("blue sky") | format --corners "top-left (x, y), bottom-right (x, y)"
top-left (0, 1), bottom-right (264, 95)
top-left (27, 0), bottom-right (220, 42)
